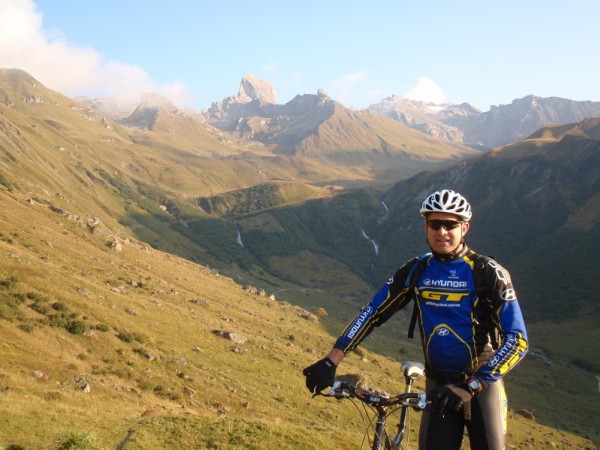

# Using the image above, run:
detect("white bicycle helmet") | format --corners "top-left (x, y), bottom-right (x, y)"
top-left (420, 189), bottom-right (472, 221)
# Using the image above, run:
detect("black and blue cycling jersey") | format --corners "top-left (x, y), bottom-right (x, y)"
top-left (334, 247), bottom-right (528, 386)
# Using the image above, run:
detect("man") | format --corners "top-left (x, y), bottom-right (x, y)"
top-left (303, 189), bottom-right (528, 450)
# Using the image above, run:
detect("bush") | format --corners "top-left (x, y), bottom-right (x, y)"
top-left (47, 314), bottom-right (69, 328)
top-left (0, 276), bottom-right (18, 289)
top-left (116, 330), bottom-right (145, 344)
top-left (52, 302), bottom-right (68, 311)
top-left (18, 323), bottom-right (33, 333)
top-left (66, 320), bottom-right (86, 335)
top-left (313, 307), bottom-right (328, 320)
top-left (29, 303), bottom-right (48, 315)
top-left (94, 323), bottom-right (110, 332)
top-left (55, 431), bottom-right (98, 450)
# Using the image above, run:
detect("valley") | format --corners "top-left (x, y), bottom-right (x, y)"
top-left (0, 68), bottom-right (598, 448)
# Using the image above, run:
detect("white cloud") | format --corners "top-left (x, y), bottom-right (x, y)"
top-left (329, 70), bottom-right (368, 105)
top-left (0, 0), bottom-right (193, 107)
top-left (405, 77), bottom-right (447, 104)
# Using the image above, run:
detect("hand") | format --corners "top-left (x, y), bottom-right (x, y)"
top-left (302, 357), bottom-right (337, 393)
top-left (428, 383), bottom-right (473, 415)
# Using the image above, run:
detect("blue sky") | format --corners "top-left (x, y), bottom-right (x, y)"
top-left (1, 0), bottom-right (599, 112)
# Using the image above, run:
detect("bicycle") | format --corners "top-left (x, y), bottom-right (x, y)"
top-left (314, 360), bottom-right (427, 450)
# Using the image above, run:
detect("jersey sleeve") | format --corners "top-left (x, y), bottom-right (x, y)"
top-left (333, 259), bottom-right (417, 353)
top-left (475, 259), bottom-right (529, 386)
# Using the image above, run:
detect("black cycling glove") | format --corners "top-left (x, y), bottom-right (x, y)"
top-left (428, 383), bottom-right (473, 415)
top-left (303, 357), bottom-right (337, 393)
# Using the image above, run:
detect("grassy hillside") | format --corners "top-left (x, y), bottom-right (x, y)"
top-left (1, 69), bottom-right (598, 448)
top-left (0, 188), bottom-right (596, 450)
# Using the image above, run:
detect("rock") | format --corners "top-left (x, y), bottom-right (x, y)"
top-left (514, 409), bottom-right (536, 421)
top-left (31, 370), bottom-right (50, 381)
top-left (87, 217), bottom-right (110, 237)
top-left (298, 309), bottom-right (318, 322)
top-left (75, 375), bottom-right (90, 392)
top-left (243, 285), bottom-right (258, 295)
top-left (212, 330), bottom-right (247, 344)
top-left (237, 74), bottom-right (277, 104)
top-left (108, 238), bottom-right (123, 252)
top-left (190, 298), bottom-right (209, 307)
top-left (49, 206), bottom-right (68, 215)
top-left (228, 333), bottom-right (246, 344)
top-left (183, 386), bottom-right (196, 397)
top-left (336, 373), bottom-right (370, 390)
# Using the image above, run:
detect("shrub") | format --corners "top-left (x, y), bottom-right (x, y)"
top-left (116, 331), bottom-right (135, 343)
top-left (55, 431), bottom-right (98, 450)
top-left (26, 292), bottom-right (45, 301)
top-left (314, 307), bottom-right (328, 320)
top-left (18, 323), bottom-right (33, 333)
top-left (47, 314), bottom-right (69, 328)
top-left (0, 276), bottom-right (18, 289)
top-left (116, 330), bottom-right (145, 344)
top-left (52, 302), bottom-right (68, 311)
top-left (29, 303), bottom-right (48, 315)
top-left (66, 320), bottom-right (86, 335)
top-left (94, 323), bottom-right (110, 332)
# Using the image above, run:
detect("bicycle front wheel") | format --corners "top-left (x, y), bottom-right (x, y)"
top-left (372, 425), bottom-right (396, 450)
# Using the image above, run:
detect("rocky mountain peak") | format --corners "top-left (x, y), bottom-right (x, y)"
top-left (236, 74), bottom-right (277, 104)
top-left (138, 92), bottom-right (177, 110)
top-left (120, 93), bottom-right (182, 130)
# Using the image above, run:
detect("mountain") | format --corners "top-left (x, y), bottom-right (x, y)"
top-left (0, 67), bottom-right (599, 447)
top-left (76, 74), bottom-right (479, 187)
top-left (75, 95), bottom-right (137, 120)
top-left (370, 94), bottom-right (600, 148)
top-left (375, 118), bottom-right (600, 308)
top-left (199, 75), bottom-right (480, 184)
top-left (187, 119), bottom-right (600, 443)
top-left (368, 96), bottom-right (480, 142)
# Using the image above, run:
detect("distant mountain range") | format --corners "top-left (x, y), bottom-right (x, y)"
top-left (79, 73), bottom-right (600, 152)
top-left (370, 94), bottom-right (600, 148)
top-left (76, 73), bottom-right (480, 187)
top-left (1, 68), bottom-right (599, 444)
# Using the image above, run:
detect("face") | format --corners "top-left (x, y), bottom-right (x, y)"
top-left (423, 212), bottom-right (470, 255)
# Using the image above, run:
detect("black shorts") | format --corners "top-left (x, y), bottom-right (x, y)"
top-left (419, 376), bottom-right (507, 450)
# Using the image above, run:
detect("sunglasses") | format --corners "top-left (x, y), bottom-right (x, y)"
top-left (426, 219), bottom-right (463, 231)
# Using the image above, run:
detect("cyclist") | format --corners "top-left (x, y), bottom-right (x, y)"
top-left (303, 189), bottom-right (528, 450)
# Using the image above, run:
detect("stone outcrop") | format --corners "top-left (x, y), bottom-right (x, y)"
top-left (236, 74), bottom-right (277, 104)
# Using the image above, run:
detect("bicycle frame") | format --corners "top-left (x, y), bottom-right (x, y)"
top-left (322, 361), bottom-right (426, 450)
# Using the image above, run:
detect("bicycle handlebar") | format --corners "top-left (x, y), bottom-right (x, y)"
top-left (320, 380), bottom-right (428, 410)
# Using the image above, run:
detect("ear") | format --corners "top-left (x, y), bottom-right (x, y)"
top-left (462, 222), bottom-right (470, 235)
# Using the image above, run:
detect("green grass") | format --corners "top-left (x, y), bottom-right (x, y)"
top-left (0, 190), bottom-right (594, 450)
top-left (0, 69), bottom-right (598, 449)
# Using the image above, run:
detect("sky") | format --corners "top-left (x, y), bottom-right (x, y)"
top-left (1, 0), bottom-right (599, 112)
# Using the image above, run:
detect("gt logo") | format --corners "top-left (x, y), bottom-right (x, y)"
top-left (437, 328), bottom-right (450, 336)
top-left (422, 290), bottom-right (469, 302)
